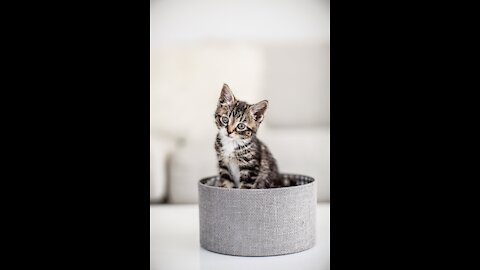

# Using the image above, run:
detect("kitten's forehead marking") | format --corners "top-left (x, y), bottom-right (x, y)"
top-left (218, 98), bottom-right (259, 135)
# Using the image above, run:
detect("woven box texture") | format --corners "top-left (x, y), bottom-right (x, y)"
top-left (198, 174), bottom-right (317, 256)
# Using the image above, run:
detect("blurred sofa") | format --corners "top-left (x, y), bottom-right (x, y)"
top-left (150, 42), bottom-right (329, 203)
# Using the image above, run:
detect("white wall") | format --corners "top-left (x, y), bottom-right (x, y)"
top-left (151, 0), bottom-right (330, 47)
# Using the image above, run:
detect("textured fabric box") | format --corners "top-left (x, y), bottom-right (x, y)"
top-left (198, 174), bottom-right (317, 257)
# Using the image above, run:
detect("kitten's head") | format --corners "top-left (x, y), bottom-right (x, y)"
top-left (214, 84), bottom-right (268, 140)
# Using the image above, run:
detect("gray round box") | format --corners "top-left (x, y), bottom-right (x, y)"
top-left (198, 174), bottom-right (317, 257)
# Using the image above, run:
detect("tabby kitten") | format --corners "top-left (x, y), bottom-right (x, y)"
top-left (212, 84), bottom-right (281, 189)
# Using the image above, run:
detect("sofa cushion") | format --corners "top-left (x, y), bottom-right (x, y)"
top-left (150, 134), bottom-right (176, 203)
top-left (262, 43), bottom-right (330, 128)
top-left (168, 139), bottom-right (218, 203)
top-left (150, 45), bottom-right (264, 142)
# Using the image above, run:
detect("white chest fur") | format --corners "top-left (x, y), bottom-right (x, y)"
top-left (221, 136), bottom-right (236, 158)
top-left (219, 133), bottom-right (242, 187)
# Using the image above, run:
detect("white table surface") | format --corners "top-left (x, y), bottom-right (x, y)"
top-left (150, 203), bottom-right (330, 270)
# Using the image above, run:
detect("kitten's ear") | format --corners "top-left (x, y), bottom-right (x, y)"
top-left (250, 100), bottom-right (268, 122)
top-left (218, 83), bottom-right (236, 107)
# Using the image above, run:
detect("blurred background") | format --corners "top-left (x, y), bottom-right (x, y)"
top-left (150, 0), bottom-right (330, 204)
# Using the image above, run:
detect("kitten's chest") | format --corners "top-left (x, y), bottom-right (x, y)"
top-left (219, 136), bottom-right (242, 187)
top-left (220, 133), bottom-right (248, 157)
top-left (221, 139), bottom-right (237, 159)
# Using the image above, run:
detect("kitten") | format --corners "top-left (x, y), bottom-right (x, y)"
top-left (212, 83), bottom-right (281, 189)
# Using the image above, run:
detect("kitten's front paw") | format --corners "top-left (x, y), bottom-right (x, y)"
top-left (240, 182), bottom-right (255, 189)
top-left (253, 178), bottom-right (271, 189)
top-left (221, 180), bottom-right (235, 188)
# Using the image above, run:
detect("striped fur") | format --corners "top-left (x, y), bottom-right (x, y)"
top-left (212, 84), bottom-right (282, 189)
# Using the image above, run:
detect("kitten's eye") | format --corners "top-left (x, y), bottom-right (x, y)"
top-left (221, 116), bottom-right (229, 125)
top-left (237, 123), bottom-right (246, 130)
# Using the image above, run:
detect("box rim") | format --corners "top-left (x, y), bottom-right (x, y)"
top-left (198, 173), bottom-right (316, 192)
